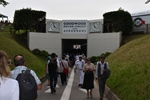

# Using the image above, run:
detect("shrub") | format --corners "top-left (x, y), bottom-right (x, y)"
top-left (32, 49), bottom-right (50, 59)
top-left (90, 56), bottom-right (99, 64)
top-left (104, 52), bottom-right (112, 57)
top-left (91, 52), bottom-right (112, 64)
top-left (40, 50), bottom-right (49, 59)
top-left (32, 49), bottom-right (41, 55)
top-left (96, 56), bottom-right (100, 61)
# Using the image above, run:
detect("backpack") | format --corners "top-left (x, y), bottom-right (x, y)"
top-left (16, 69), bottom-right (37, 100)
top-left (98, 62), bottom-right (110, 79)
top-left (48, 59), bottom-right (58, 73)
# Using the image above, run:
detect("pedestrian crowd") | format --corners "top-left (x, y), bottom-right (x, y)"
top-left (74, 53), bottom-right (110, 100)
top-left (0, 50), bottom-right (110, 100)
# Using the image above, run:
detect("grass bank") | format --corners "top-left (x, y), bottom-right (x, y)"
top-left (106, 34), bottom-right (150, 100)
top-left (0, 29), bottom-right (46, 78)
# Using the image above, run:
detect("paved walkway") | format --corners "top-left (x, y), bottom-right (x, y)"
top-left (38, 68), bottom-right (108, 100)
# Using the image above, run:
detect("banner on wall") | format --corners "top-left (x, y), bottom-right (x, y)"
top-left (132, 10), bottom-right (150, 33)
top-left (62, 20), bottom-right (88, 34)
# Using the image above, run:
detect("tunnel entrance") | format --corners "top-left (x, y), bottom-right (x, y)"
top-left (62, 39), bottom-right (87, 56)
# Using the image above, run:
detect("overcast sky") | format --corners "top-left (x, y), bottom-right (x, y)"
top-left (0, 0), bottom-right (150, 21)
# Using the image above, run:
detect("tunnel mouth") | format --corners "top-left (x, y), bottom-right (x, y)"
top-left (62, 39), bottom-right (87, 56)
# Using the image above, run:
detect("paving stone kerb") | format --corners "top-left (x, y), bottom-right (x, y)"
top-left (105, 85), bottom-right (120, 100)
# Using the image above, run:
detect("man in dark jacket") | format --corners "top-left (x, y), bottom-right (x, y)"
top-left (48, 53), bottom-right (59, 93)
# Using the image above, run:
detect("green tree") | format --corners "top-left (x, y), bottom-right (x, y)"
top-left (103, 9), bottom-right (133, 36)
top-left (0, 0), bottom-right (9, 6)
top-left (13, 8), bottom-right (46, 33)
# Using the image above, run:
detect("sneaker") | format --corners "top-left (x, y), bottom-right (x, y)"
top-left (51, 87), bottom-right (56, 93)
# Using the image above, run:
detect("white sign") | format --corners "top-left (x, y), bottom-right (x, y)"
top-left (48, 21), bottom-right (60, 33)
top-left (131, 10), bottom-right (150, 16)
top-left (62, 20), bottom-right (88, 34)
top-left (132, 16), bottom-right (149, 33)
top-left (133, 24), bottom-right (146, 33)
top-left (90, 22), bottom-right (102, 33)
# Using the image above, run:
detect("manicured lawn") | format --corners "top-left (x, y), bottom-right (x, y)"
top-left (0, 26), bottom-right (46, 78)
top-left (106, 34), bottom-right (150, 100)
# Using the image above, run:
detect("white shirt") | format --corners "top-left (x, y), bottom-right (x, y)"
top-left (65, 54), bottom-right (69, 61)
top-left (46, 60), bottom-right (50, 73)
top-left (0, 77), bottom-right (19, 100)
top-left (74, 60), bottom-right (85, 70)
top-left (56, 58), bottom-right (60, 69)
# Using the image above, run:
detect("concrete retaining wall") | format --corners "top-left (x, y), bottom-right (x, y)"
top-left (105, 85), bottom-right (120, 100)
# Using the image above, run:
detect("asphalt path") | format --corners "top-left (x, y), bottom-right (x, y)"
top-left (37, 69), bottom-right (108, 100)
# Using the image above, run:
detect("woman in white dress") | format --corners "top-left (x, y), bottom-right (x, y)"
top-left (0, 50), bottom-right (19, 100)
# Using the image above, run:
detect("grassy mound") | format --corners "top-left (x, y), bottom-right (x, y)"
top-left (0, 30), bottom-right (46, 78)
top-left (106, 34), bottom-right (150, 100)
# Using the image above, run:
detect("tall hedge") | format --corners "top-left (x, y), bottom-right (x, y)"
top-left (13, 8), bottom-right (46, 33)
top-left (103, 10), bottom-right (133, 36)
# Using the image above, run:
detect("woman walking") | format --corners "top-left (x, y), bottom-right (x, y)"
top-left (82, 57), bottom-right (95, 98)
top-left (0, 50), bottom-right (19, 100)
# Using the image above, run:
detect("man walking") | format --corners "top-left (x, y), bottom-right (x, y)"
top-left (96, 55), bottom-right (110, 100)
top-left (74, 55), bottom-right (85, 87)
top-left (11, 54), bottom-right (42, 100)
top-left (48, 53), bottom-right (59, 93)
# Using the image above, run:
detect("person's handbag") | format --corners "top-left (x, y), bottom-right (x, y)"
top-left (103, 64), bottom-right (110, 79)
top-left (63, 67), bottom-right (69, 75)
top-left (61, 61), bottom-right (69, 75)
top-left (98, 62), bottom-right (110, 79)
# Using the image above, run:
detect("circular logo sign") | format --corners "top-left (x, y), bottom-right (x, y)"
top-left (134, 18), bottom-right (145, 27)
